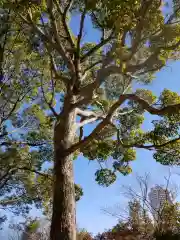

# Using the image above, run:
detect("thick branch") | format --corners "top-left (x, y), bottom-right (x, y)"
top-left (123, 94), bottom-right (180, 115)
top-left (67, 94), bottom-right (180, 154)
top-left (74, 65), bottom-right (122, 107)
top-left (163, 40), bottom-right (180, 51)
top-left (121, 137), bottom-right (180, 151)
top-left (45, 43), bottom-right (69, 86)
top-left (46, 2), bottom-right (75, 73)
top-left (127, 39), bottom-right (180, 73)
top-left (75, 65), bottom-right (135, 108)
top-left (20, 10), bottom-right (75, 73)
top-left (54, 0), bottom-right (75, 49)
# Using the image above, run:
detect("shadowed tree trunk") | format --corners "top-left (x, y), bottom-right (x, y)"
top-left (50, 96), bottom-right (76, 240)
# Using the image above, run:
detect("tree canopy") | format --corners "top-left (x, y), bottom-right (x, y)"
top-left (3, 0), bottom-right (179, 185)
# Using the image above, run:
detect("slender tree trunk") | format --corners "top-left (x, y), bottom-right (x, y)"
top-left (50, 100), bottom-right (76, 240)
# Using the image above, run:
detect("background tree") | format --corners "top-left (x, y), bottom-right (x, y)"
top-left (0, 3), bottom-right (47, 223)
top-left (76, 229), bottom-right (93, 240)
top-left (95, 199), bottom-right (180, 239)
top-left (0, 0), bottom-right (180, 239)
top-left (98, 199), bottom-right (153, 239)
top-left (9, 218), bottom-right (50, 240)
top-left (154, 201), bottom-right (180, 239)
top-left (103, 173), bottom-right (180, 239)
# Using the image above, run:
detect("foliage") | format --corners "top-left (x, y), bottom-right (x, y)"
top-left (0, 4), bottom-right (49, 220)
top-left (155, 201), bottom-right (180, 236)
top-left (95, 169), bottom-right (116, 187)
top-left (9, 218), bottom-right (50, 240)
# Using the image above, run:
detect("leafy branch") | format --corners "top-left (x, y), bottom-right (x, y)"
top-left (68, 94), bottom-right (180, 154)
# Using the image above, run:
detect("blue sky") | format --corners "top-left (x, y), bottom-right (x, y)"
top-left (70, 14), bottom-right (180, 234)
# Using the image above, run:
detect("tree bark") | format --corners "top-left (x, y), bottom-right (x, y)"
top-left (50, 102), bottom-right (76, 240)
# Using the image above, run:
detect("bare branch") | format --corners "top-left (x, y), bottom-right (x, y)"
top-left (102, 208), bottom-right (129, 221)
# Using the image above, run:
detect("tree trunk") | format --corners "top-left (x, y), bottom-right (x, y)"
top-left (50, 103), bottom-right (76, 240)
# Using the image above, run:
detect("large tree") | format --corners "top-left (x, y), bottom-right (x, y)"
top-left (1, 0), bottom-right (180, 239)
